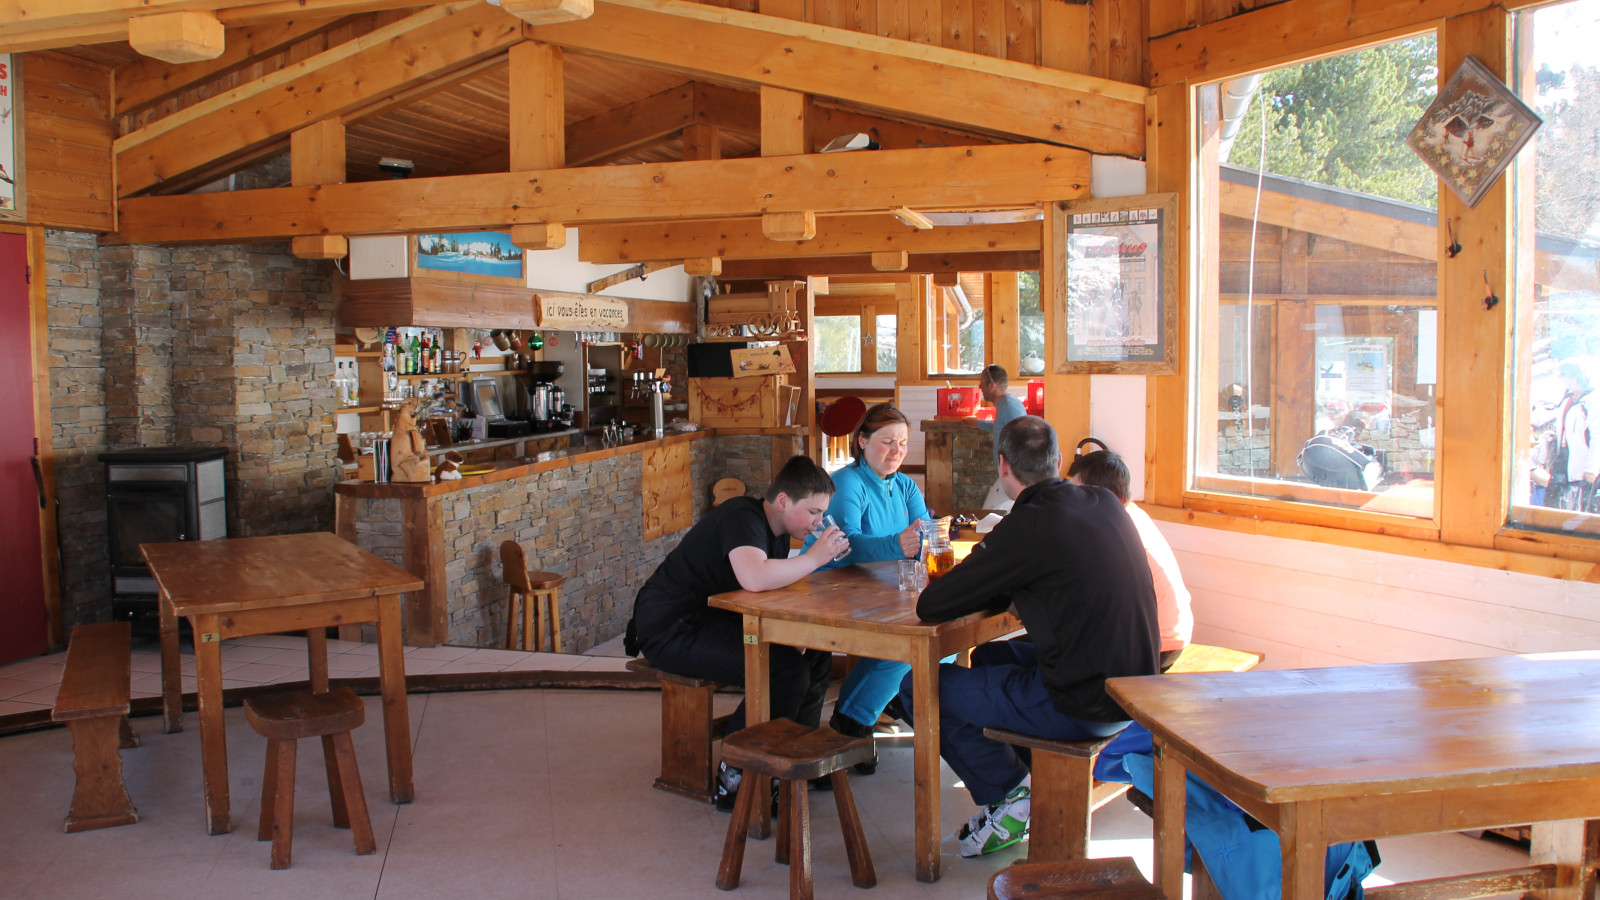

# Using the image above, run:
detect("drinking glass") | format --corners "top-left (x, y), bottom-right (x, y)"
top-left (812, 514), bottom-right (851, 562)
top-left (898, 558), bottom-right (919, 591)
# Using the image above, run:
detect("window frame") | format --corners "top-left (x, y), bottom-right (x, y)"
top-left (1139, 5), bottom-right (1600, 573)
top-left (813, 296), bottom-right (896, 375)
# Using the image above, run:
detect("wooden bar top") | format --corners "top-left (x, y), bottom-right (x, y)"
top-left (1106, 653), bottom-right (1600, 804)
top-left (335, 426), bottom-right (808, 499)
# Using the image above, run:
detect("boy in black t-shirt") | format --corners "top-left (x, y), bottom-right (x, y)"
top-left (625, 455), bottom-right (850, 809)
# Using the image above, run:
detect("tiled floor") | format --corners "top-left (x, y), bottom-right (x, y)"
top-left (0, 633), bottom-right (633, 718)
top-left (0, 636), bottom-right (1530, 900)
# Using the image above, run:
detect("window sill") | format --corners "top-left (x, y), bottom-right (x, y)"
top-left (1139, 501), bottom-right (1600, 582)
top-left (1187, 476), bottom-right (1439, 540)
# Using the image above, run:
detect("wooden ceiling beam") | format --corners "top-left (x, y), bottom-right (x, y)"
top-left (526, 0), bottom-right (1146, 156)
top-left (114, 2), bottom-right (524, 197)
top-left (107, 141), bottom-right (1089, 244)
top-left (0, 0), bottom-right (428, 53)
top-left (577, 214), bottom-right (1040, 263)
top-left (114, 14), bottom-right (350, 118)
top-left (719, 250), bottom-right (1041, 279)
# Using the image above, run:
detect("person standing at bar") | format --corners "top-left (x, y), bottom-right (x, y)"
top-left (624, 455), bottom-right (850, 810)
top-left (800, 403), bottom-right (927, 774)
top-left (974, 365), bottom-right (1028, 512)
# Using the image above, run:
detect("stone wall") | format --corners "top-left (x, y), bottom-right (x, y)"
top-left (345, 434), bottom-right (778, 652)
top-left (952, 431), bottom-right (996, 511)
top-left (44, 230), bottom-right (339, 627)
top-left (45, 231), bottom-right (111, 628)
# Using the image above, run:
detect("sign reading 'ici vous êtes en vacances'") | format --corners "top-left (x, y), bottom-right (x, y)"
top-left (535, 293), bottom-right (631, 330)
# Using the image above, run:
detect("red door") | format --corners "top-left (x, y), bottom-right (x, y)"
top-left (0, 233), bottom-right (47, 665)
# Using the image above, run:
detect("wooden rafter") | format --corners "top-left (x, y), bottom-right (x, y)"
top-left (577, 215), bottom-right (1039, 262)
top-left (114, 2), bottom-right (524, 197)
top-left (0, 0), bottom-right (428, 53)
top-left (719, 250), bottom-right (1041, 278)
top-left (525, 0), bottom-right (1148, 156)
top-left (113, 14), bottom-right (351, 117)
top-left (106, 141), bottom-right (1090, 244)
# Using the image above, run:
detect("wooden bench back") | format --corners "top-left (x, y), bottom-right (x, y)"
top-left (52, 622), bottom-right (132, 722)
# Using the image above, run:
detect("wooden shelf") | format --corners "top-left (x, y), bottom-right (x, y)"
top-left (327, 405), bottom-right (388, 417)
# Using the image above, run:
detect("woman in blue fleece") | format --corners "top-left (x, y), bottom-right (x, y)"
top-left (802, 402), bottom-right (927, 773)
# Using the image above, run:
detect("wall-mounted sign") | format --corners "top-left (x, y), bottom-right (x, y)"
top-left (1052, 193), bottom-right (1179, 375)
top-left (535, 292), bottom-right (630, 330)
top-left (0, 54), bottom-right (24, 222)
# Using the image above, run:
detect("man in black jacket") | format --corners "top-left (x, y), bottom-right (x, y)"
top-left (898, 416), bottom-right (1161, 858)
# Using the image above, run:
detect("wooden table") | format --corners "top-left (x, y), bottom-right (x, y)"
top-left (145, 532), bottom-right (424, 836)
top-left (710, 559), bottom-right (1020, 883)
top-left (1106, 655), bottom-right (1600, 900)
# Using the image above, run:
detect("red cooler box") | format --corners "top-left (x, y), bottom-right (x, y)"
top-left (1025, 379), bottom-right (1045, 416)
top-left (936, 386), bottom-right (981, 418)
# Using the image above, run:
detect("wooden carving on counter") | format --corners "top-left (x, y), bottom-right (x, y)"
top-left (641, 442), bottom-right (692, 541)
top-left (389, 400), bottom-right (432, 483)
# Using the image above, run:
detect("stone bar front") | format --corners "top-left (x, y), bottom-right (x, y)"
top-left (333, 428), bottom-right (804, 650)
top-left (920, 418), bottom-right (997, 514)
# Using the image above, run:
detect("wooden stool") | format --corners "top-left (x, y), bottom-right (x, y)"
top-left (626, 658), bottom-right (734, 803)
top-left (985, 643), bottom-right (1265, 863)
top-left (988, 857), bottom-right (1164, 900)
top-left (500, 540), bottom-right (564, 652)
top-left (244, 688), bottom-right (376, 870)
top-left (717, 718), bottom-right (876, 900)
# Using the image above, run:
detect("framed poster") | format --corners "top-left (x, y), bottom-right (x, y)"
top-left (0, 54), bottom-right (24, 223)
top-left (1051, 193), bottom-right (1179, 375)
top-left (412, 231), bottom-right (524, 286)
top-left (1406, 55), bottom-right (1541, 210)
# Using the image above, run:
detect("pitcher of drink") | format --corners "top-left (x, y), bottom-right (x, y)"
top-left (920, 516), bottom-right (956, 579)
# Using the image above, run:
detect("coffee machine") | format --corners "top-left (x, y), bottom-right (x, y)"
top-left (518, 361), bottom-right (566, 432)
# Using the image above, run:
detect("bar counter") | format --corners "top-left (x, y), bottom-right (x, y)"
top-left (334, 427), bottom-right (806, 649)
top-left (919, 417), bottom-right (995, 514)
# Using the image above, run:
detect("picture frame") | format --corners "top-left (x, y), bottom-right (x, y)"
top-left (1051, 192), bottom-right (1179, 375)
top-left (0, 54), bottom-right (28, 224)
top-left (1406, 55), bottom-right (1542, 210)
top-left (412, 231), bottom-right (525, 287)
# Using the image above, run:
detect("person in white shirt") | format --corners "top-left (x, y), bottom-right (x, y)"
top-left (1066, 446), bottom-right (1193, 669)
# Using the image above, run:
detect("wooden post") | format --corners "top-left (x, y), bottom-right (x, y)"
top-left (682, 123), bottom-right (722, 161)
top-left (290, 119), bottom-right (346, 259)
top-left (510, 41), bottom-right (566, 248)
top-left (1438, 7), bottom-right (1514, 545)
top-left (401, 495), bottom-right (448, 647)
top-left (990, 272), bottom-right (1021, 380)
top-left (1145, 83), bottom-right (1192, 507)
top-left (1043, 204), bottom-right (1091, 458)
top-left (761, 85), bottom-right (812, 156)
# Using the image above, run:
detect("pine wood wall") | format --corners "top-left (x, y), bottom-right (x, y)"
top-left (19, 53), bottom-right (115, 233)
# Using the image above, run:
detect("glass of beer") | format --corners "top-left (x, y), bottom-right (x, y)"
top-left (920, 516), bottom-right (956, 579)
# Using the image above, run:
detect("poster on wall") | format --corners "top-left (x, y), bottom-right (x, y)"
top-left (412, 231), bottom-right (524, 286)
top-left (1052, 193), bottom-right (1179, 375)
top-left (0, 54), bottom-right (23, 222)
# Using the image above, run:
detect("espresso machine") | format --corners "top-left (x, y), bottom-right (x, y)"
top-left (518, 361), bottom-right (566, 432)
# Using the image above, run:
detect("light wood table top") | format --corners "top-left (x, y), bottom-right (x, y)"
top-left (143, 532), bottom-right (422, 615)
top-left (1108, 653), bottom-right (1600, 804)
top-left (1107, 653), bottom-right (1600, 900)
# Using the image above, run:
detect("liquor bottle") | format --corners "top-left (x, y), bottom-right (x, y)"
top-left (420, 336), bottom-right (432, 374)
top-left (408, 334), bottom-right (421, 374)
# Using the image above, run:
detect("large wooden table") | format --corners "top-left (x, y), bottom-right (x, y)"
top-left (145, 532), bottom-right (424, 836)
top-left (1107, 655), bottom-right (1600, 900)
top-left (710, 558), bottom-right (1020, 883)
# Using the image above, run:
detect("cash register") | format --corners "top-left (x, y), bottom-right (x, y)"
top-left (468, 377), bottom-right (532, 439)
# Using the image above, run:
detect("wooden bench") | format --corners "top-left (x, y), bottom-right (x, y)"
top-left (626, 658), bottom-right (735, 803)
top-left (989, 857), bottom-right (1164, 900)
top-left (985, 642), bottom-right (1264, 862)
top-left (51, 622), bottom-right (140, 833)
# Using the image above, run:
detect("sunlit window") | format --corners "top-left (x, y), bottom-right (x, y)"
top-left (1192, 36), bottom-right (1440, 519)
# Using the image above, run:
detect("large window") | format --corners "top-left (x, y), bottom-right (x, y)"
top-left (928, 274), bottom-right (987, 375)
top-left (1019, 272), bottom-right (1045, 376)
top-left (815, 298), bottom-right (896, 374)
top-left (1509, 0), bottom-right (1600, 539)
top-left (1192, 37), bottom-right (1441, 521)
